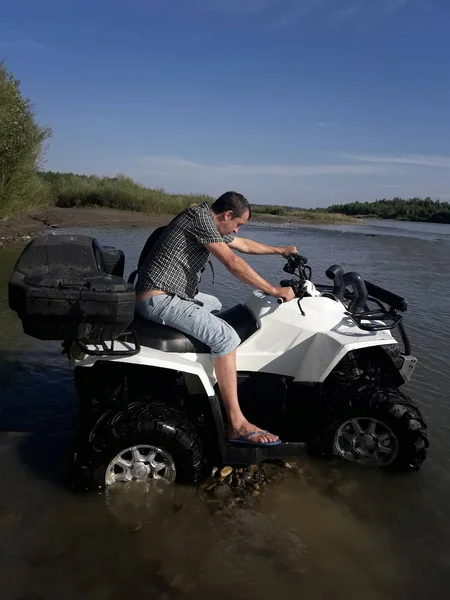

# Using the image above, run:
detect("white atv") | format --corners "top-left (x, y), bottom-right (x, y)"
top-left (8, 233), bottom-right (429, 491)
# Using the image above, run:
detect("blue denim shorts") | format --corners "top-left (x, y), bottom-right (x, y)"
top-left (135, 292), bottom-right (241, 358)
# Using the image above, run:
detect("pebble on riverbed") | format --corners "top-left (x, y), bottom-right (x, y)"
top-left (199, 461), bottom-right (301, 511)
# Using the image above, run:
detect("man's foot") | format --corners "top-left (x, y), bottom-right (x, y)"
top-left (229, 422), bottom-right (279, 445)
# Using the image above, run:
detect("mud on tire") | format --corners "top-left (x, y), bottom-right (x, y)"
top-left (318, 384), bottom-right (429, 472)
top-left (77, 402), bottom-right (206, 490)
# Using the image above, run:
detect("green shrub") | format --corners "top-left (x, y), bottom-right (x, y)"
top-left (0, 62), bottom-right (52, 218)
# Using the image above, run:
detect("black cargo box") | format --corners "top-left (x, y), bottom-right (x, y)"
top-left (8, 234), bottom-right (136, 342)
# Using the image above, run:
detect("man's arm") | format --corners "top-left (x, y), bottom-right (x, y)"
top-left (228, 236), bottom-right (297, 258)
top-left (204, 241), bottom-right (295, 302)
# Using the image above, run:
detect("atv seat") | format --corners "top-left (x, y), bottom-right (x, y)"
top-left (127, 304), bottom-right (258, 353)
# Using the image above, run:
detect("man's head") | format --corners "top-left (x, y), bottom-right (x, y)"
top-left (211, 191), bottom-right (251, 236)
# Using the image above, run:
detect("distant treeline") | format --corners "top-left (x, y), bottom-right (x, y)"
top-left (324, 197), bottom-right (450, 224)
top-left (246, 197), bottom-right (450, 224)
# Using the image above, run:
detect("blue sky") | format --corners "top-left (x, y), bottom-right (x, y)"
top-left (1, 0), bottom-right (450, 207)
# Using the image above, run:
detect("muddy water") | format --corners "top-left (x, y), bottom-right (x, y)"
top-left (1, 219), bottom-right (450, 599)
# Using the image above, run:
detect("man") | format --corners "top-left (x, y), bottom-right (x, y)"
top-left (135, 192), bottom-right (296, 446)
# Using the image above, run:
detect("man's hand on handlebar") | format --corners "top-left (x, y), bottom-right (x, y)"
top-left (281, 245), bottom-right (298, 258)
top-left (273, 286), bottom-right (295, 303)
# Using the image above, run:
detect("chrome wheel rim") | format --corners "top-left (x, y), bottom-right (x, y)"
top-left (334, 418), bottom-right (399, 467)
top-left (105, 445), bottom-right (176, 486)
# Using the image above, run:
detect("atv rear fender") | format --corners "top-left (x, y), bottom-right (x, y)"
top-left (73, 349), bottom-right (227, 465)
top-left (73, 343), bottom-right (216, 395)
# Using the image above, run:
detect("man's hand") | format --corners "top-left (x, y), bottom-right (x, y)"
top-left (281, 245), bottom-right (297, 258)
top-left (273, 286), bottom-right (295, 303)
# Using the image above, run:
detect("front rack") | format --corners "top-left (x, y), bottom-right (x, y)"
top-left (344, 309), bottom-right (403, 332)
top-left (315, 282), bottom-right (411, 355)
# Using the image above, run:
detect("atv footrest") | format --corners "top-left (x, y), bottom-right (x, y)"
top-left (224, 442), bottom-right (308, 465)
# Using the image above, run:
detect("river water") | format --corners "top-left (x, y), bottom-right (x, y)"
top-left (1, 218), bottom-right (449, 599)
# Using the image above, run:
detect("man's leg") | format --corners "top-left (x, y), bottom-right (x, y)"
top-left (214, 349), bottom-right (278, 444)
top-left (136, 294), bottom-right (278, 443)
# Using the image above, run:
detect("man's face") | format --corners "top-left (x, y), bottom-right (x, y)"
top-left (218, 209), bottom-right (250, 236)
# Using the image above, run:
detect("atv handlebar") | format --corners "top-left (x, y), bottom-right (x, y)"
top-left (283, 252), bottom-right (308, 274)
top-left (280, 278), bottom-right (303, 296)
top-left (282, 253), bottom-right (311, 283)
top-left (278, 254), bottom-right (410, 351)
top-left (278, 253), bottom-right (310, 302)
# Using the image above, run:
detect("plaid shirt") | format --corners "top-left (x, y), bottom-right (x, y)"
top-left (136, 202), bottom-right (234, 301)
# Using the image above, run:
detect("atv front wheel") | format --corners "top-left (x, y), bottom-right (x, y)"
top-left (87, 403), bottom-right (205, 490)
top-left (323, 385), bottom-right (429, 471)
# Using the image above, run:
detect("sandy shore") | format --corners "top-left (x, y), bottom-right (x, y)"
top-left (0, 207), bottom-right (172, 247)
top-left (0, 206), bottom-right (355, 248)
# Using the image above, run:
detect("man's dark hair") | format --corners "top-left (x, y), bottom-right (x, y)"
top-left (211, 191), bottom-right (251, 219)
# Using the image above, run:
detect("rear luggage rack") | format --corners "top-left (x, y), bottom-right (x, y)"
top-left (75, 327), bottom-right (141, 357)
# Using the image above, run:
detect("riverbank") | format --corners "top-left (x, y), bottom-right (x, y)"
top-left (0, 206), bottom-right (359, 248)
top-left (0, 207), bottom-right (174, 248)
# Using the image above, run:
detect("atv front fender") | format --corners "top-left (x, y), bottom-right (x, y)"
top-left (293, 332), bottom-right (398, 383)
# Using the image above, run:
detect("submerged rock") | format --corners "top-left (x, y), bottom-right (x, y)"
top-left (220, 466), bottom-right (233, 478)
top-left (214, 484), bottom-right (232, 500)
top-left (199, 460), bottom-right (301, 512)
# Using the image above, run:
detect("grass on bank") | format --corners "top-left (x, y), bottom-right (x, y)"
top-left (40, 171), bottom-right (214, 215)
top-left (4, 169), bottom-right (447, 224)
top-left (250, 204), bottom-right (357, 222)
top-left (37, 171), bottom-right (354, 222)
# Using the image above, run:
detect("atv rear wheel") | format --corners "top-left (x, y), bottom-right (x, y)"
top-left (88, 403), bottom-right (206, 490)
top-left (323, 384), bottom-right (429, 472)
top-left (105, 444), bottom-right (177, 486)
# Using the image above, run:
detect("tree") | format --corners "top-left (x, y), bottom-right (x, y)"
top-left (0, 61), bottom-right (52, 217)
top-left (326, 197), bottom-right (450, 223)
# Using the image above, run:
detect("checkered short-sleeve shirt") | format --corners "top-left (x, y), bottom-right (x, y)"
top-left (135, 202), bottom-right (235, 301)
